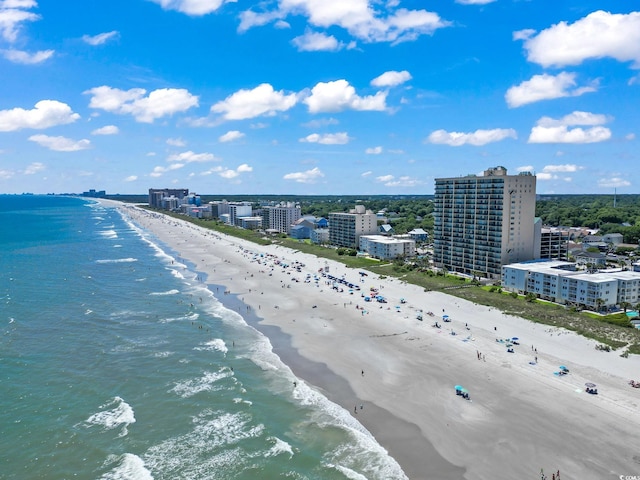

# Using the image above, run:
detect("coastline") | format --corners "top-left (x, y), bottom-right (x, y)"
top-left (112, 201), bottom-right (640, 480)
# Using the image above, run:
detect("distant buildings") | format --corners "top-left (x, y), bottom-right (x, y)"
top-left (148, 188), bottom-right (189, 209)
top-left (82, 189), bottom-right (106, 198)
top-left (433, 166), bottom-right (537, 279)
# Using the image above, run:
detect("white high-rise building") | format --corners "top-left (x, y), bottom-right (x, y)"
top-left (265, 202), bottom-right (301, 234)
top-left (433, 166), bottom-right (537, 278)
top-left (329, 205), bottom-right (378, 249)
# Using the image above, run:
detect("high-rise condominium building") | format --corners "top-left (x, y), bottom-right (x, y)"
top-left (328, 205), bottom-right (378, 248)
top-left (264, 202), bottom-right (301, 234)
top-left (433, 166), bottom-right (537, 278)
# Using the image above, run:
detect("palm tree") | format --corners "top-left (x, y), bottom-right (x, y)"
top-left (620, 301), bottom-right (631, 313)
top-left (595, 297), bottom-right (605, 313)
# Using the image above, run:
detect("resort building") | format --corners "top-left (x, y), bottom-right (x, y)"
top-left (264, 202), bottom-right (302, 235)
top-left (537, 225), bottom-right (569, 260)
top-left (311, 228), bottom-right (330, 245)
top-left (502, 260), bottom-right (640, 310)
top-left (329, 205), bottom-right (379, 249)
top-left (359, 235), bottom-right (416, 260)
top-left (228, 202), bottom-right (252, 226)
top-left (433, 166), bottom-right (536, 279)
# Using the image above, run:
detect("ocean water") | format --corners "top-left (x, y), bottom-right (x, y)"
top-left (0, 195), bottom-right (406, 480)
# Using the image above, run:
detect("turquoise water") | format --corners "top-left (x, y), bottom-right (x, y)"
top-left (626, 311), bottom-right (639, 317)
top-left (0, 195), bottom-right (406, 479)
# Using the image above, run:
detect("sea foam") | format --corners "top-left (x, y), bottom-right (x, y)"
top-left (85, 396), bottom-right (136, 438)
top-left (99, 453), bottom-right (153, 480)
top-left (96, 258), bottom-right (138, 264)
top-left (171, 369), bottom-right (232, 398)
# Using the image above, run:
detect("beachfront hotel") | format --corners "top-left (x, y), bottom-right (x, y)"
top-left (433, 166), bottom-right (537, 279)
top-left (329, 205), bottom-right (378, 249)
top-left (263, 202), bottom-right (302, 235)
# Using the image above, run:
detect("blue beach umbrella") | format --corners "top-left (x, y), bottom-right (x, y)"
top-left (454, 385), bottom-right (464, 391)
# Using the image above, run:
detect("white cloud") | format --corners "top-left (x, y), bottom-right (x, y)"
top-left (536, 172), bottom-right (555, 181)
top-left (361, 170), bottom-right (372, 177)
top-left (302, 117), bottom-right (339, 128)
top-left (300, 132), bottom-right (350, 144)
top-left (124, 175), bottom-right (138, 182)
top-left (238, 9), bottom-right (284, 33)
top-left (219, 130), bottom-right (245, 142)
top-left (1, 48), bottom-right (54, 64)
top-left (536, 111), bottom-right (610, 127)
top-left (598, 176), bottom-right (631, 188)
top-left (0, 4), bottom-right (39, 42)
top-left (516, 165), bottom-right (534, 173)
top-left (23, 161), bottom-right (44, 174)
top-left (541, 164), bottom-right (583, 173)
top-left (365, 146), bottom-right (383, 154)
top-left (85, 86), bottom-right (199, 123)
top-left (218, 163), bottom-right (253, 179)
top-left (370, 70), bottom-right (412, 88)
top-left (283, 166), bottom-right (324, 183)
top-left (427, 128), bottom-right (517, 146)
top-left (292, 30), bottom-right (346, 51)
top-left (381, 175), bottom-right (422, 187)
top-left (240, 0), bottom-right (449, 44)
top-left (150, 163), bottom-right (185, 177)
top-left (149, 0), bottom-right (233, 16)
top-left (456, 0), bottom-right (496, 4)
top-left (91, 125), bottom-right (119, 135)
top-left (304, 79), bottom-right (387, 113)
top-left (28, 134), bottom-right (91, 151)
top-left (166, 137), bottom-right (186, 146)
top-left (1, 1), bottom-right (38, 7)
top-left (529, 126), bottom-right (611, 144)
top-left (626, 133), bottom-right (636, 141)
top-left (211, 83), bottom-right (298, 120)
top-left (505, 72), bottom-right (597, 108)
top-left (82, 31), bottom-right (119, 46)
top-left (519, 10), bottom-right (640, 68)
top-left (167, 150), bottom-right (218, 163)
top-left (376, 174), bottom-right (394, 182)
top-left (528, 111), bottom-right (612, 144)
top-left (0, 100), bottom-right (80, 131)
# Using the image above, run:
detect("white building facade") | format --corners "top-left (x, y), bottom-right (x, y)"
top-left (434, 166), bottom-right (537, 279)
top-left (359, 235), bottom-right (416, 260)
top-left (329, 205), bottom-right (378, 249)
top-left (265, 203), bottom-right (301, 235)
top-left (502, 260), bottom-right (640, 310)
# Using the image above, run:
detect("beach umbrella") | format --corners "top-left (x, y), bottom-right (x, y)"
top-left (443, 314), bottom-right (449, 319)
top-left (559, 365), bottom-right (568, 370)
top-left (454, 385), bottom-right (464, 391)
top-left (585, 382), bottom-right (596, 388)
top-left (512, 337), bottom-right (519, 341)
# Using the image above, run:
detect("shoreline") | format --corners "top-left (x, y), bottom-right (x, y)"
top-left (112, 201), bottom-right (640, 480)
top-left (212, 283), bottom-right (464, 479)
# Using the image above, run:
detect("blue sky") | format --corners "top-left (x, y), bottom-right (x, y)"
top-left (0, 0), bottom-right (638, 195)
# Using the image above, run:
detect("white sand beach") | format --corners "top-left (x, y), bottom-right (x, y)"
top-left (115, 201), bottom-right (640, 480)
